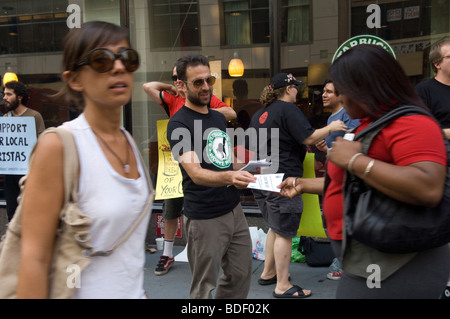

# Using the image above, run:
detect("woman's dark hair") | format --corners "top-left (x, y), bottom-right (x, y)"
top-left (54, 21), bottom-right (131, 109)
top-left (4, 81), bottom-right (29, 105)
top-left (329, 44), bottom-right (427, 120)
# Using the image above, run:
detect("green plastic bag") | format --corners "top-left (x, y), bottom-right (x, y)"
top-left (291, 236), bottom-right (306, 263)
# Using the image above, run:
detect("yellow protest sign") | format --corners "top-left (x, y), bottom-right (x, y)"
top-left (155, 119), bottom-right (184, 200)
top-left (297, 153), bottom-right (327, 238)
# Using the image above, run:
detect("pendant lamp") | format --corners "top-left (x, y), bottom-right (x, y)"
top-left (228, 53), bottom-right (244, 77)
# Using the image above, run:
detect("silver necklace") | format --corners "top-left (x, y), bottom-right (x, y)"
top-left (92, 129), bottom-right (130, 174)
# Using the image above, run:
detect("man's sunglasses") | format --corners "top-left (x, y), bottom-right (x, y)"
top-left (77, 47), bottom-right (140, 73)
top-left (184, 76), bottom-right (216, 88)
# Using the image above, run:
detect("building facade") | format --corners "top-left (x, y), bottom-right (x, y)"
top-left (0, 0), bottom-right (449, 210)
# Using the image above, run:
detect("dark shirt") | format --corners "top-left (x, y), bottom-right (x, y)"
top-left (167, 106), bottom-right (240, 219)
top-left (416, 78), bottom-right (450, 128)
top-left (249, 100), bottom-right (314, 178)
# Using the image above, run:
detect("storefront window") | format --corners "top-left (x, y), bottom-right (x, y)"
top-left (0, 0), bottom-right (69, 54)
top-left (352, 0), bottom-right (450, 40)
top-left (0, 0), bottom-right (118, 204)
top-left (149, 0), bottom-right (201, 49)
top-left (280, 0), bottom-right (310, 44)
top-left (221, 0), bottom-right (310, 46)
top-left (351, 0), bottom-right (450, 80)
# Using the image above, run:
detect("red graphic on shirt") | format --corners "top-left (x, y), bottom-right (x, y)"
top-left (259, 112), bottom-right (268, 124)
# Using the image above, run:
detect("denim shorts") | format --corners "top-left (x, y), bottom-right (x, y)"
top-left (252, 189), bottom-right (303, 238)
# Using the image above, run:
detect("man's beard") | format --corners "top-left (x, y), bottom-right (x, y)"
top-left (186, 87), bottom-right (211, 107)
top-left (5, 98), bottom-right (19, 112)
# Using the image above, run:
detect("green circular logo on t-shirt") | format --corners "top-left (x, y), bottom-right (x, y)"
top-left (206, 130), bottom-right (232, 169)
top-left (332, 35), bottom-right (396, 63)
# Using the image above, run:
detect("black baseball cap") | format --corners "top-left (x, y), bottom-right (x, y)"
top-left (269, 73), bottom-right (303, 90)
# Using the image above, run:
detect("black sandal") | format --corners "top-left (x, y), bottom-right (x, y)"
top-left (273, 285), bottom-right (311, 299)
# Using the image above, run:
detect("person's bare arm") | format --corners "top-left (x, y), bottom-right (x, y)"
top-left (302, 120), bottom-right (348, 145)
top-left (17, 133), bottom-right (65, 298)
top-left (143, 82), bottom-right (177, 104)
top-left (178, 151), bottom-right (255, 189)
top-left (328, 138), bottom-right (446, 207)
top-left (278, 177), bottom-right (325, 198)
top-left (212, 107), bottom-right (237, 121)
top-left (443, 128), bottom-right (450, 140)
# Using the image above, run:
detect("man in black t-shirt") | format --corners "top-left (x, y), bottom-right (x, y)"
top-left (416, 36), bottom-right (450, 140)
top-left (167, 54), bottom-right (255, 299)
top-left (416, 36), bottom-right (450, 300)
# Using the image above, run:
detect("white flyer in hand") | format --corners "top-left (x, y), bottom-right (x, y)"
top-left (239, 159), bottom-right (271, 172)
top-left (247, 173), bottom-right (284, 193)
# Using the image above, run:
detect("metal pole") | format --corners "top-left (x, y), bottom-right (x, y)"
top-left (120, 0), bottom-right (133, 134)
top-left (270, 0), bottom-right (281, 78)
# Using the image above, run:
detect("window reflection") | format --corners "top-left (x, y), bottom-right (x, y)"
top-left (0, 0), bottom-right (69, 54)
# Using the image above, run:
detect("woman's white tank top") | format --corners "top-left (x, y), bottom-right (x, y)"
top-left (67, 114), bottom-right (150, 299)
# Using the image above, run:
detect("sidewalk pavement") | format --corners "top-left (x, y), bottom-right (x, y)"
top-left (143, 245), bottom-right (338, 300)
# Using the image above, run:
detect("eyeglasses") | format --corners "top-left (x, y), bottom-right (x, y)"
top-left (184, 76), bottom-right (216, 88)
top-left (77, 47), bottom-right (140, 73)
top-left (171, 75), bottom-right (178, 82)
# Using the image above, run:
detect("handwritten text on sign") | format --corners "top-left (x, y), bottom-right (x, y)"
top-left (0, 117), bottom-right (37, 175)
top-left (155, 120), bottom-right (184, 200)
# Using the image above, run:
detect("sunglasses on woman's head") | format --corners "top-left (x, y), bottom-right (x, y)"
top-left (184, 76), bottom-right (216, 88)
top-left (77, 47), bottom-right (140, 73)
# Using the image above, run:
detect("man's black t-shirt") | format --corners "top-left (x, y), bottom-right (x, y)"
top-left (167, 106), bottom-right (240, 219)
top-left (416, 78), bottom-right (450, 128)
top-left (249, 100), bottom-right (314, 178)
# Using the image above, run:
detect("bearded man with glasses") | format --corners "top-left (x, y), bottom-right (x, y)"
top-left (143, 65), bottom-right (236, 277)
top-left (166, 54), bottom-right (256, 299)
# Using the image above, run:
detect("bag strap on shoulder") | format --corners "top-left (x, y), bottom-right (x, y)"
top-left (355, 105), bottom-right (433, 154)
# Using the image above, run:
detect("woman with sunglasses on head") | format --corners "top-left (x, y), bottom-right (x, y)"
top-left (16, 21), bottom-right (154, 298)
top-left (249, 73), bottom-right (347, 298)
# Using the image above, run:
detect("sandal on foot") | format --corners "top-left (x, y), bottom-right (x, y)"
top-left (273, 285), bottom-right (311, 299)
top-left (258, 275), bottom-right (277, 285)
top-left (258, 275), bottom-right (291, 286)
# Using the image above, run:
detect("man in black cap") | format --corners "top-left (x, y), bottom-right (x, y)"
top-left (249, 73), bottom-right (347, 298)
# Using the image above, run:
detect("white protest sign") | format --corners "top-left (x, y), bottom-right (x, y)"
top-left (0, 117), bottom-right (37, 175)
